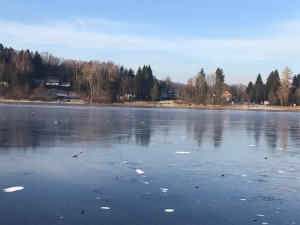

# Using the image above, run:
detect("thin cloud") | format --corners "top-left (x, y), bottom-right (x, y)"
top-left (0, 20), bottom-right (178, 52)
top-left (1, 18), bottom-right (300, 62)
top-left (1, 18), bottom-right (300, 84)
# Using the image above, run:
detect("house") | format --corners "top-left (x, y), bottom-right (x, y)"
top-left (0, 81), bottom-right (8, 87)
top-left (120, 93), bottom-right (135, 101)
top-left (46, 79), bottom-right (60, 86)
top-left (125, 93), bottom-right (135, 100)
top-left (161, 87), bottom-right (179, 99)
top-left (59, 82), bottom-right (70, 87)
top-left (34, 78), bottom-right (70, 88)
top-left (222, 91), bottom-right (232, 101)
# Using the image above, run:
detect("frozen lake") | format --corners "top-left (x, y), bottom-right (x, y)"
top-left (0, 104), bottom-right (299, 225)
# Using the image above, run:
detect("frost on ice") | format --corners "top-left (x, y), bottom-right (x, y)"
top-left (160, 188), bottom-right (168, 193)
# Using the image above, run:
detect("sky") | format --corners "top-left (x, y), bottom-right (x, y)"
top-left (1, 0), bottom-right (300, 84)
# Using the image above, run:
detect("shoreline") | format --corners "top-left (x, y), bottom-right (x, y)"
top-left (1, 99), bottom-right (300, 111)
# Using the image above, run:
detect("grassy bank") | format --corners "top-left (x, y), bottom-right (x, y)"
top-left (2, 98), bottom-right (300, 112)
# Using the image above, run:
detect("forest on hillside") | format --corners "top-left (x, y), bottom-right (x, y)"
top-left (0, 43), bottom-right (161, 102)
top-left (1, 43), bottom-right (300, 106)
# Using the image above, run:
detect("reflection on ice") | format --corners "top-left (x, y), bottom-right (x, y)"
top-left (1, 105), bottom-right (300, 225)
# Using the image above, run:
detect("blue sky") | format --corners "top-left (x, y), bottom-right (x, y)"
top-left (1, 0), bottom-right (300, 84)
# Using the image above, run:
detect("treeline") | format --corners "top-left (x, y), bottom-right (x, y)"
top-left (178, 66), bottom-right (300, 106)
top-left (246, 67), bottom-right (300, 105)
top-left (1, 43), bottom-right (300, 106)
top-left (185, 68), bottom-right (246, 105)
top-left (186, 68), bottom-right (225, 105)
top-left (0, 43), bottom-right (161, 102)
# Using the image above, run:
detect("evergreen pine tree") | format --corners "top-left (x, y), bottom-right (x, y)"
top-left (216, 67), bottom-right (224, 82)
top-left (246, 81), bottom-right (254, 102)
top-left (31, 51), bottom-right (44, 79)
top-left (266, 70), bottom-right (280, 103)
top-left (215, 67), bottom-right (225, 104)
top-left (134, 67), bottom-right (142, 99)
top-left (254, 73), bottom-right (265, 103)
top-left (128, 68), bottom-right (135, 78)
top-left (145, 65), bottom-right (154, 98)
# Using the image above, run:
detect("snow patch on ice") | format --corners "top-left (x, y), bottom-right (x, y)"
top-left (160, 188), bottom-right (168, 193)
top-left (136, 169), bottom-right (145, 174)
top-left (165, 209), bottom-right (174, 213)
top-left (3, 186), bottom-right (24, 192)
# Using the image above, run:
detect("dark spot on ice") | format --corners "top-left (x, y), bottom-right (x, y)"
top-left (256, 179), bottom-right (267, 183)
top-left (250, 195), bottom-right (285, 204)
top-left (94, 188), bottom-right (104, 194)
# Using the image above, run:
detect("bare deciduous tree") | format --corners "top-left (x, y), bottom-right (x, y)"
top-left (277, 67), bottom-right (293, 106)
